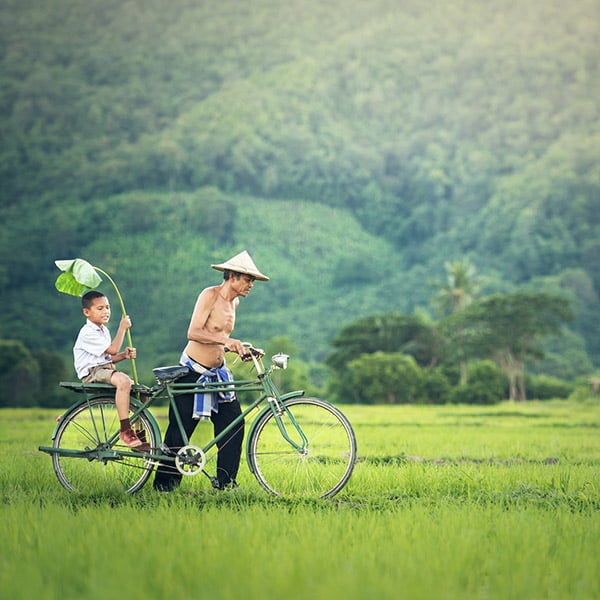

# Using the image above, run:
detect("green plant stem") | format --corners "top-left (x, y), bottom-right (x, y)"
top-left (93, 267), bottom-right (138, 385)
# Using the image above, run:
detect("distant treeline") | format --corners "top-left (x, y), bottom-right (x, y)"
top-left (1, 0), bottom-right (598, 379)
top-left (1, 289), bottom-right (592, 408)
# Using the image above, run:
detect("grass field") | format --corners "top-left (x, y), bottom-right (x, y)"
top-left (1, 400), bottom-right (599, 599)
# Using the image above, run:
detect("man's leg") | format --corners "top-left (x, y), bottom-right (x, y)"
top-left (211, 399), bottom-right (244, 488)
top-left (153, 372), bottom-right (198, 491)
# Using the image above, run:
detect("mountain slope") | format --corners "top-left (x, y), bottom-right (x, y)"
top-left (1, 0), bottom-right (598, 374)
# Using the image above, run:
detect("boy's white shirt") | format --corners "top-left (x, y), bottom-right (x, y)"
top-left (73, 319), bottom-right (112, 378)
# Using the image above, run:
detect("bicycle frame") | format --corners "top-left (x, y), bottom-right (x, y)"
top-left (164, 383), bottom-right (307, 455)
top-left (40, 347), bottom-right (307, 476)
top-left (40, 344), bottom-right (357, 499)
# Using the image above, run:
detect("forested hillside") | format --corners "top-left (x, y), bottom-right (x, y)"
top-left (1, 0), bottom-right (598, 382)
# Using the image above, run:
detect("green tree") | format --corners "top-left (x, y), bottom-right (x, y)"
top-left (32, 349), bottom-right (70, 407)
top-left (326, 313), bottom-right (443, 373)
top-left (431, 260), bottom-right (482, 316)
top-left (431, 259), bottom-right (483, 384)
top-left (0, 340), bottom-right (39, 407)
top-left (450, 292), bottom-right (573, 401)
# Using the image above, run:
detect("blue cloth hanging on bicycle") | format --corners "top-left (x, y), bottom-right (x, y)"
top-left (180, 352), bottom-right (235, 420)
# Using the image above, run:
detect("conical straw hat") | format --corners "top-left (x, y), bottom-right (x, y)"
top-left (211, 250), bottom-right (269, 281)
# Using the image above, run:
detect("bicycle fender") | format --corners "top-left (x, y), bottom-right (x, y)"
top-left (49, 394), bottom-right (106, 439)
top-left (245, 390), bottom-right (304, 473)
top-left (280, 390), bottom-right (305, 400)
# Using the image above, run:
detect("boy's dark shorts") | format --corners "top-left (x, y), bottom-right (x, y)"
top-left (82, 363), bottom-right (116, 384)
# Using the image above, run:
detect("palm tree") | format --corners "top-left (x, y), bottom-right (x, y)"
top-left (432, 260), bottom-right (482, 384)
top-left (432, 260), bottom-right (481, 316)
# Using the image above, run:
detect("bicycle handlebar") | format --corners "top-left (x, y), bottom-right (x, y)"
top-left (224, 343), bottom-right (265, 360)
top-left (242, 342), bottom-right (265, 358)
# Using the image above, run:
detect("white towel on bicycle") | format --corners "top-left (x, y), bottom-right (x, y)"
top-left (180, 352), bottom-right (236, 420)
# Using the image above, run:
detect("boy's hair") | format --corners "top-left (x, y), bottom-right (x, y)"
top-left (81, 290), bottom-right (106, 309)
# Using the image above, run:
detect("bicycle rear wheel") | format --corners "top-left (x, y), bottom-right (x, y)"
top-left (247, 397), bottom-right (357, 499)
top-left (52, 397), bottom-right (159, 494)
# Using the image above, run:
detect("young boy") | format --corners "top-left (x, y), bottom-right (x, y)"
top-left (73, 290), bottom-right (144, 448)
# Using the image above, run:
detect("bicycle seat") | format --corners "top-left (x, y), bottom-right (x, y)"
top-left (152, 365), bottom-right (191, 382)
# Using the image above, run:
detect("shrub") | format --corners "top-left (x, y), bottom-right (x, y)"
top-left (436, 363), bottom-right (461, 386)
top-left (0, 340), bottom-right (39, 407)
top-left (418, 368), bottom-right (452, 404)
top-left (345, 352), bottom-right (423, 404)
top-left (525, 373), bottom-right (574, 400)
top-left (0, 341), bottom-right (71, 408)
top-left (449, 381), bottom-right (501, 405)
top-left (469, 360), bottom-right (507, 397)
top-left (568, 374), bottom-right (600, 403)
top-left (448, 360), bottom-right (506, 405)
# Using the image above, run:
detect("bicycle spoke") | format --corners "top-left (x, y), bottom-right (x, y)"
top-left (52, 397), bottom-right (158, 494)
top-left (248, 397), bottom-right (356, 498)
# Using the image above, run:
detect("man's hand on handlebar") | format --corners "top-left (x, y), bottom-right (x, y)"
top-left (225, 341), bottom-right (264, 361)
top-left (225, 339), bottom-right (256, 361)
top-left (224, 338), bottom-right (246, 357)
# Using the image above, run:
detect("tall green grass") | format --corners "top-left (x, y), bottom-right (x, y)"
top-left (1, 401), bottom-right (599, 599)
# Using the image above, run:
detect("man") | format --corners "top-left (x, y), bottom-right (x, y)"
top-left (153, 250), bottom-right (269, 492)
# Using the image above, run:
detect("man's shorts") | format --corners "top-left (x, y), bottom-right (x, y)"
top-left (82, 363), bottom-right (116, 384)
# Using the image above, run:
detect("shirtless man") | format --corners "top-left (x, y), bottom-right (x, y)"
top-left (153, 251), bottom-right (269, 492)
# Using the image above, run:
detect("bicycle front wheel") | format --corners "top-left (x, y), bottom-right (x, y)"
top-left (247, 397), bottom-right (357, 499)
top-left (52, 397), bottom-right (159, 494)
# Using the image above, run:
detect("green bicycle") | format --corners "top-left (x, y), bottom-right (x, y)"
top-left (39, 343), bottom-right (357, 499)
